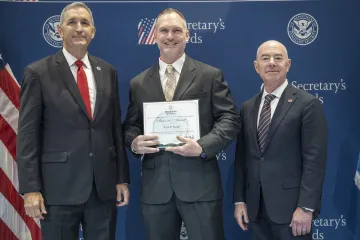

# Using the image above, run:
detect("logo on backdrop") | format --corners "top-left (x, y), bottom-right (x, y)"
top-left (287, 13), bottom-right (318, 46)
top-left (138, 17), bottom-right (226, 45)
top-left (43, 15), bottom-right (62, 48)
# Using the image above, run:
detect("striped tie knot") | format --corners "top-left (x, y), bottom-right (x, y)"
top-left (166, 64), bottom-right (175, 75)
top-left (264, 94), bottom-right (276, 105)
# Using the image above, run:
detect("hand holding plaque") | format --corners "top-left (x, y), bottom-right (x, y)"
top-left (143, 100), bottom-right (200, 150)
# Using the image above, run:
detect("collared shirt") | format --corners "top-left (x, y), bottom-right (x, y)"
top-left (257, 80), bottom-right (288, 128)
top-left (158, 53), bottom-right (186, 91)
top-left (62, 48), bottom-right (96, 115)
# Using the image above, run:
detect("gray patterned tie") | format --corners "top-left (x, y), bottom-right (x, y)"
top-left (164, 65), bottom-right (176, 101)
top-left (257, 94), bottom-right (276, 152)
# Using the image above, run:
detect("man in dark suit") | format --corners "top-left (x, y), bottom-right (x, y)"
top-left (16, 2), bottom-right (129, 240)
top-left (123, 8), bottom-right (241, 240)
top-left (233, 40), bottom-right (327, 240)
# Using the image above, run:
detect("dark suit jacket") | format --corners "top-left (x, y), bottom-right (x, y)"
top-left (123, 55), bottom-right (241, 204)
top-left (234, 84), bottom-right (327, 224)
top-left (16, 50), bottom-right (129, 205)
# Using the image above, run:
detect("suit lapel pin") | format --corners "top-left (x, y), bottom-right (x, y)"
top-left (96, 66), bottom-right (101, 71)
top-left (288, 99), bottom-right (293, 102)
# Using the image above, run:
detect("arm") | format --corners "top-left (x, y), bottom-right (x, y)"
top-left (197, 70), bottom-right (241, 159)
top-left (112, 70), bottom-right (130, 184)
top-left (297, 98), bottom-right (327, 211)
top-left (233, 107), bottom-right (246, 203)
top-left (16, 66), bottom-right (43, 194)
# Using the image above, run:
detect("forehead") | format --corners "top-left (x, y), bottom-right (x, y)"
top-left (258, 43), bottom-right (286, 57)
top-left (157, 13), bottom-right (186, 28)
top-left (63, 7), bottom-right (91, 20)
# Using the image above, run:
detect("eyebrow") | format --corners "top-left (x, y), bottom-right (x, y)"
top-left (260, 53), bottom-right (283, 57)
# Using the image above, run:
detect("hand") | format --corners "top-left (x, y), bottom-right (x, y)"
top-left (289, 207), bottom-right (313, 236)
top-left (132, 135), bottom-right (159, 154)
top-left (24, 192), bottom-right (47, 219)
top-left (116, 184), bottom-right (130, 207)
top-left (234, 203), bottom-right (249, 231)
top-left (165, 136), bottom-right (202, 157)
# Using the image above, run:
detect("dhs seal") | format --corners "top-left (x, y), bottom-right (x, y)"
top-left (287, 13), bottom-right (318, 46)
top-left (43, 15), bottom-right (62, 48)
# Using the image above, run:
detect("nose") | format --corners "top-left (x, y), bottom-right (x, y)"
top-left (166, 31), bottom-right (174, 40)
top-left (268, 57), bottom-right (276, 67)
top-left (75, 22), bottom-right (83, 32)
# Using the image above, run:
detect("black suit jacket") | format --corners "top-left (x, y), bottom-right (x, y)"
top-left (17, 50), bottom-right (129, 205)
top-left (234, 84), bottom-right (327, 224)
top-left (123, 55), bottom-right (241, 204)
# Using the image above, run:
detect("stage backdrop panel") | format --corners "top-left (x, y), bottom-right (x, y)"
top-left (1, 0), bottom-right (360, 239)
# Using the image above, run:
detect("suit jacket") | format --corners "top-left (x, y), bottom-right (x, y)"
top-left (17, 50), bottom-right (130, 205)
top-left (233, 84), bottom-right (327, 224)
top-left (123, 55), bottom-right (241, 204)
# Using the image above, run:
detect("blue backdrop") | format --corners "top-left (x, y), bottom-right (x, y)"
top-left (1, 0), bottom-right (360, 239)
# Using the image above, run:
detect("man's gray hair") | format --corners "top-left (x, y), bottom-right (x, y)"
top-left (59, 2), bottom-right (94, 26)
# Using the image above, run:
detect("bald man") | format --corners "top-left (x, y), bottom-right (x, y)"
top-left (233, 40), bottom-right (327, 240)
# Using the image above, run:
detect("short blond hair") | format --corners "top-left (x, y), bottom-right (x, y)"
top-left (155, 8), bottom-right (187, 29)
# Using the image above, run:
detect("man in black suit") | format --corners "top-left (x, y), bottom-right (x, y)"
top-left (16, 2), bottom-right (129, 240)
top-left (233, 40), bottom-right (327, 239)
top-left (123, 8), bottom-right (241, 240)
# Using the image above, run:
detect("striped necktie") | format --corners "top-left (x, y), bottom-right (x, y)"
top-left (164, 65), bottom-right (176, 101)
top-left (257, 94), bottom-right (276, 152)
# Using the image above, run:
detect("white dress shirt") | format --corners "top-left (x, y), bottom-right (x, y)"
top-left (158, 53), bottom-right (186, 90)
top-left (62, 48), bottom-right (96, 115)
top-left (257, 80), bottom-right (288, 127)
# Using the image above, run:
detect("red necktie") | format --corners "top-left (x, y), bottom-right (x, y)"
top-left (75, 60), bottom-right (92, 120)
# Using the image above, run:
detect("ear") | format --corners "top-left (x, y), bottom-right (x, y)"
top-left (91, 27), bottom-right (96, 39)
top-left (185, 29), bottom-right (190, 42)
top-left (286, 58), bottom-right (291, 72)
top-left (58, 25), bottom-right (64, 39)
top-left (154, 30), bottom-right (158, 43)
top-left (254, 60), bottom-right (259, 74)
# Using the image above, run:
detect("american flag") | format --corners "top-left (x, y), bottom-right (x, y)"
top-left (0, 51), bottom-right (41, 239)
top-left (138, 18), bottom-right (156, 45)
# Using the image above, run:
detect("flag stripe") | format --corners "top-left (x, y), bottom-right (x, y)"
top-left (0, 218), bottom-right (19, 240)
top-left (0, 194), bottom-right (32, 240)
top-left (0, 115), bottom-right (17, 160)
top-left (0, 142), bottom-right (19, 191)
top-left (145, 21), bottom-right (156, 44)
top-left (0, 67), bottom-right (20, 109)
top-left (0, 168), bottom-right (42, 240)
top-left (0, 89), bottom-right (19, 134)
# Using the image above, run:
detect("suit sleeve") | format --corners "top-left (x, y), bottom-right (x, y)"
top-left (197, 70), bottom-right (242, 159)
top-left (233, 107), bottom-right (246, 203)
top-left (16, 66), bottom-right (43, 194)
top-left (123, 80), bottom-right (143, 158)
top-left (112, 70), bottom-right (130, 184)
top-left (297, 98), bottom-right (327, 210)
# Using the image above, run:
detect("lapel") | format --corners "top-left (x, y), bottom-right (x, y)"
top-left (261, 84), bottom-right (298, 154)
top-left (250, 92), bottom-right (263, 154)
top-left (88, 54), bottom-right (103, 122)
top-left (145, 63), bottom-right (166, 102)
top-left (172, 55), bottom-right (196, 101)
top-left (55, 50), bottom-right (90, 120)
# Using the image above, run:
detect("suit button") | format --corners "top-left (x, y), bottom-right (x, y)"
top-left (89, 152), bottom-right (93, 157)
top-left (257, 180), bottom-right (261, 184)
top-left (260, 157), bottom-right (264, 161)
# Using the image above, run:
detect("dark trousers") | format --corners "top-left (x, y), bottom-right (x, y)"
top-left (40, 183), bottom-right (117, 240)
top-left (141, 194), bottom-right (225, 240)
top-left (251, 189), bottom-right (312, 240)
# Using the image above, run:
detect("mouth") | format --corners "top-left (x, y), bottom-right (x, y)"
top-left (164, 42), bottom-right (178, 47)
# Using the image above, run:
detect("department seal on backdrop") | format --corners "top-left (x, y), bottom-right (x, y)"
top-left (43, 15), bottom-right (63, 48)
top-left (288, 13), bottom-right (318, 45)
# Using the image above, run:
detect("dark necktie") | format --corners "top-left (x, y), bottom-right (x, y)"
top-left (257, 94), bottom-right (276, 152)
top-left (75, 60), bottom-right (92, 120)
